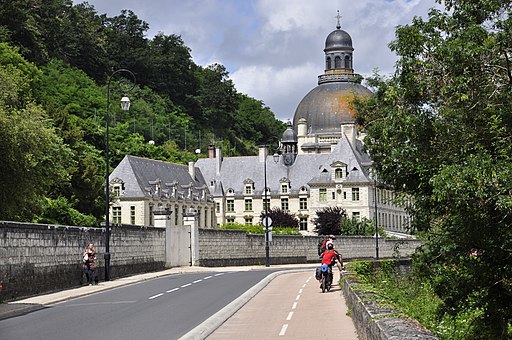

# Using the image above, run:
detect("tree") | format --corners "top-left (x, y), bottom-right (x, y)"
top-left (355, 1), bottom-right (512, 337)
top-left (313, 206), bottom-right (346, 235)
top-left (260, 207), bottom-right (299, 229)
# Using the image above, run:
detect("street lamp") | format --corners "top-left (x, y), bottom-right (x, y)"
top-left (374, 178), bottom-right (379, 260)
top-left (262, 147), bottom-right (281, 267)
top-left (104, 69), bottom-right (136, 281)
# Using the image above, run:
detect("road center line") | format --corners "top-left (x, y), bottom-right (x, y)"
top-left (166, 288), bottom-right (179, 293)
top-left (299, 288), bottom-right (303, 294)
top-left (279, 324), bottom-right (288, 336)
top-left (292, 302), bottom-right (297, 309)
top-left (214, 273), bottom-right (224, 277)
top-left (203, 276), bottom-right (213, 279)
top-left (286, 311), bottom-right (294, 321)
top-left (295, 294), bottom-right (300, 301)
top-left (181, 283), bottom-right (192, 288)
top-left (148, 293), bottom-right (164, 300)
top-left (193, 279), bottom-right (202, 283)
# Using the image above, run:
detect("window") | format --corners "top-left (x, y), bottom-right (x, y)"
top-left (130, 206), bottom-right (136, 225)
top-left (245, 185), bottom-right (252, 195)
top-left (245, 217), bottom-right (253, 226)
top-left (335, 168), bottom-right (343, 179)
top-left (149, 205), bottom-right (154, 226)
top-left (299, 217), bottom-right (308, 231)
top-left (344, 55), bottom-right (351, 68)
top-left (263, 198), bottom-right (270, 211)
top-left (281, 184), bottom-right (288, 194)
top-left (335, 56), bottom-right (341, 68)
top-left (245, 199), bottom-right (252, 211)
top-left (299, 197), bottom-right (308, 210)
top-left (227, 217), bottom-right (235, 223)
top-left (344, 191), bottom-right (347, 200)
top-left (175, 205), bottom-right (179, 225)
top-left (352, 188), bottom-right (360, 201)
top-left (281, 198), bottom-right (289, 211)
top-left (352, 212), bottom-right (360, 220)
top-left (326, 56), bottom-right (331, 69)
top-left (113, 186), bottom-right (121, 197)
top-left (216, 202), bottom-right (220, 213)
top-left (332, 192), bottom-right (336, 200)
top-left (113, 206), bottom-right (121, 224)
top-left (227, 199), bottom-right (234, 212)
top-left (319, 188), bottom-right (327, 202)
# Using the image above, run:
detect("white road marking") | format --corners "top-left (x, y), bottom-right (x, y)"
top-left (279, 324), bottom-right (288, 336)
top-left (214, 273), bottom-right (224, 277)
top-left (299, 288), bottom-right (303, 294)
top-left (295, 295), bottom-right (300, 301)
top-left (181, 283), bottom-right (192, 288)
top-left (204, 276), bottom-right (213, 280)
top-left (193, 279), bottom-right (202, 284)
top-left (148, 293), bottom-right (164, 300)
top-left (166, 288), bottom-right (179, 293)
top-left (292, 302), bottom-right (297, 309)
top-left (286, 311), bottom-right (294, 321)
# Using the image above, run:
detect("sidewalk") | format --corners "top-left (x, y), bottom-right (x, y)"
top-left (0, 263), bottom-right (319, 321)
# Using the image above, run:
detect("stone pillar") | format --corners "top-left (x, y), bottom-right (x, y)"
top-left (153, 208), bottom-right (173, 266)
top-left (184, 208), bottom-right (199, 266)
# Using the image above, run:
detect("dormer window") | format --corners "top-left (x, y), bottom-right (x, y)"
top-left (245, 185), bottom-right (253, 195)
top-left (113, 186), bottom-right (121, 197)
top-left (281, 184), bottom-right (288, 194)
top-left (227, 188), bottom-right (235, 195)
top-left (335, 168), bottom-right (343, 179)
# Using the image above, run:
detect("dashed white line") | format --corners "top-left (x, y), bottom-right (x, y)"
top-left (148, 293), bottom-right (164, 300)
top-left (299, 288), bottom-right (303, 294)
top-left (204, 276), bottom-right (213, 280)
top-left (193, 279), bottom-right (202, 284)
top-left (295, 294), bottom-right (301, 301)
top-left (286, 312), bottom-right (294, 321)
top-left (214, 273), bottom-right (224, 277)
top-left (292, 302), bottom-right (297, 309)
top-left (181, 283), bottom-right (192, 288)
top-left (279, 324), bottom-right (288, 336)
top-left (166, 288), bottom-right (179, 293)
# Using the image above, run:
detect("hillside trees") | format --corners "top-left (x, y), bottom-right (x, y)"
top-left (355, 0), bottom-right (512, 337)
top-left (0, 44), bottom-right (73, 220)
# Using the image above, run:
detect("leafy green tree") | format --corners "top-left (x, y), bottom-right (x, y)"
top-left (260, 207), bottom-right (299, 229)
top-left (313, 206), bottom-right (346, 235)
top-left (355, 1), bottom-right (512, 337)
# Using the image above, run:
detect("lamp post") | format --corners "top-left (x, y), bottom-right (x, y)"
top-left (374, 178), bottom-right (379, 260)
top-left (104, 69), bottom-right (136, 281)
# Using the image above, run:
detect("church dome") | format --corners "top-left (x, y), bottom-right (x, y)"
top-left (324, 29), bottom-right (353, 52)
top-left (292, 82), bottom-right (372, 135)
top-left (282, 121), bottom-right (297, 143)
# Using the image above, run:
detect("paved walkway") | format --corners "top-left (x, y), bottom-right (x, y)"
top-left (207, 271), bottom-right (357, 339)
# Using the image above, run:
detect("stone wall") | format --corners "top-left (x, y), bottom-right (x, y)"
top-left (198, 229), bottom-right (422, 266)
top-left (0, 221), bottom-right (165, 301)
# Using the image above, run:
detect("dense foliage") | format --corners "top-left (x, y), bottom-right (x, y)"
top-left (260, 207), bottom-right (299, 229)
top-left (0, 1), bottom-right (285, 225)
top-left (218, 223), bottom-right (300, 236)
top-left (312, 206), bottom-right (346, 235)
top-left (354, 0), bottom-right (512, 337)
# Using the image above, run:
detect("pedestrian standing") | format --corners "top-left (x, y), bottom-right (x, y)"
top-left (82, 243), bottom-right (96, 285)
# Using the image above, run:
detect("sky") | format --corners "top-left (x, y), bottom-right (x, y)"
top-left (73, 0), bottom-right (438, 121)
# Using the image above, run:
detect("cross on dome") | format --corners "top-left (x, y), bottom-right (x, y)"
top-left (335, 10), bottom-right (342, 29)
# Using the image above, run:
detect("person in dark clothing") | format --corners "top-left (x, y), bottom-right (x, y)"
top-left (82, 243), bottom-right (97, 285)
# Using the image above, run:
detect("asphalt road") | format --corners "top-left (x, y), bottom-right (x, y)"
top-left (0, 270), bottom-right (282, 340)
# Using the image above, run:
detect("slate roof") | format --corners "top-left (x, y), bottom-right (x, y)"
top-left (195, 134), bottom-right (371, 197)
top-left (110, 155), bottom-right (209, 199)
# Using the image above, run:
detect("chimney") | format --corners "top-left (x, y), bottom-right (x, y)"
top-left (208, 145), bottom-right (216, 158)
top-left (341, 123), bottom-right (357, 148)
top-left (188, 161), bottom-right (195, 180)
top-left (258, 146), bottom-right (267, 162)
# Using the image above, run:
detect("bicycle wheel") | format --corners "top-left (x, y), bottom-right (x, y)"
top-left (322, 274), bottom-right (327, 293)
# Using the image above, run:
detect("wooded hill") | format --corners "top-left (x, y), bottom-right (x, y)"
top-left (0, 0), bottom-right (286, 225)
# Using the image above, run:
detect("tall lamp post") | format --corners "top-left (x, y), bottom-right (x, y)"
top-left (374, 178), bottom-right (379, 260)
top-left (104, 69), bottom-right (136, 281)
top-left (262, 147), bottom-right (281, 267)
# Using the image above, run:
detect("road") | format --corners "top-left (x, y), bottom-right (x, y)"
top-left (0, 270), bottom-right (281, 340)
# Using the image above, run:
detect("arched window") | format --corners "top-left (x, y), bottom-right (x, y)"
top-left (326, 57), bottom-right (331, 69)
top-left (334, 56), bottom-right (342, 68)
top-left (344, 55), bottom-right (351, 69)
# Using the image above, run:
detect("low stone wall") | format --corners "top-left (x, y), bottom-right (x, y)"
top-left (0, 221), bottom-right (165, 301)
top-left (342, 268), bottom-right (438, 339)
top-left (197, 229), bottom-right (422, 266)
